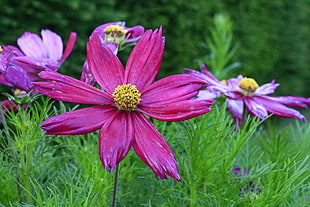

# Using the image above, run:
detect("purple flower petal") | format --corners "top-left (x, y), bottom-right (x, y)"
top-left (255, 96), bottom-right (307, 121)
top-left (255, 80), bottom-right (280, 95)
top-left (41, 29), bottom-right (63, 61)
top-left (244, 96), bottom-right (268, 119)
top-left (17, 32), bottom-right (48, 58)
top-left (266, 96), bottom-right (310, 108)
top-left (227, 99), bottom-right (244, 126)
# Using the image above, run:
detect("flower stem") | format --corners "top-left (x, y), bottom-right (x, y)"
top-left (112, 164), bottom-right (119, 207)
top-left (0, 106), bottom-right (23, 202)
top-left (24, 139), bottom-right (33, 205)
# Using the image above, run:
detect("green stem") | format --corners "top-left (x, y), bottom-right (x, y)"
top-left (112, 164), bottom-right (119, 207)
top-left (0, 105), bottom-right (23, 202)
top-left (23, 131), bottom-right (33, 205)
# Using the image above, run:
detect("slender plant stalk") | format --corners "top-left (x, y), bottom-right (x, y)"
top-left (23, 136), bottom-right (33, 205)
top-left (112, 164), bottom-right (119, 207)
top-left (0, 105), bottom-right (23, 202)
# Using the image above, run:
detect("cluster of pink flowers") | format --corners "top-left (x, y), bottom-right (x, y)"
top-left (1, 22), bottom-right (309, 181)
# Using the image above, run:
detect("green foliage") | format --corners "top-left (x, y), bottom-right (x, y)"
top-left (196, 13), bottom-right (241, 80)
top-left (1, 98), bottom-right (309, 206)
top-left (1, 0), bottom-right (308, 96)
top-left (225, 0), bottom-right (310, 96)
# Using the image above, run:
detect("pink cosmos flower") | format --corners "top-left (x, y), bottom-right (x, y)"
top-left (0, 29), bottom-right (77, 92)
top-left (80, 22), bottom-right (144, 85)
top-left (186, 65), bottom-right (310, 125)
top-left (224, 75), bottom-right (310, 124)
top-left (33, 28), bottom-right (213, 181)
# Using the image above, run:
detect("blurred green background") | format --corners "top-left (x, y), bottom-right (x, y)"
top-left (1, 0), bottom-right (309, 97)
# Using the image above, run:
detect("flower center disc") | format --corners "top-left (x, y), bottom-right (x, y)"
top-left (112, 84), bottom-right (141, 110)
top-left (103, 25), bottom-right (126, 43)
top-left (238, 77), bottom-right (259, 96)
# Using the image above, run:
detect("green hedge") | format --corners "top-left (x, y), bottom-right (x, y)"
top-left (1, 0), bottom-right (309, 96)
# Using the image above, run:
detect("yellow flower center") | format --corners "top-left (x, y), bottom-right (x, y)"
top-left (238, 77), bottom-right (259, 96)
top-left (0, 46), bottom-right (3, 54)
top-left (103, 25), bottom-right (126, 44)
top-left (112, 84), bottom-right (141, 110)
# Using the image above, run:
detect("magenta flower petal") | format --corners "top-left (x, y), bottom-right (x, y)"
top-left (60, 32), bottom-right (77, 64)
top-left (41, 106), bottom-right (114, 135)
top-left (142, 84), bottom-right (201, 105)
top-left (196, 88), bottom-right (221, 100)
top-left (125, 25), bottom-right (145, 44)
top-left (4, 64), bottom-right (32, 92)
top-left (226, 75), bottom-right (243, 90)
top-left (132, 112), bottom-right (182, 181)
top-left (244, 97), bottom-right (268, 119)
top-left (80, 60), bottom-right (95, 85)
top-left (255, 96), bottom-right (307, 121)
top-left (227, 99), bottom-right (244, 126)
top-left (17, 32), bottom-right (48, 58)
top-left (266, 96), bottom-right (310, 108)
top-left (99, 111), bottom-right (134, 172)
top-left (1, 100), bottom-right (18, 114)
top-left (0, 75), bottom-right (13, 87)
top-left (87, 34), bottom-right (124, 93)
top-left (14, 56), bottom-right (59, 70)
top-left (139, 99), bottom-right (213, 122)
top-left (141, 75), bottom-right (203, 105)
top-left (184, 64), bottom-right (224, 86)
top-left (41, 29), bottom-right (63, 61)
top-left (141, 74), bottom-right (202, 94)
top-left (33, 70), bottom-right (112, 104)
top-left (255, 80), bottom-right (280, 95)
top-left (124, 28), bottom-right (164, 90)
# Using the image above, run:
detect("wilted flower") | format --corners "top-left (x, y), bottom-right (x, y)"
top-left (186, 65), bottom-right (310, 125)
top-left (80, 22), bottom-right (144, 85)
top-left (34, 28), bottom-right (213, 181)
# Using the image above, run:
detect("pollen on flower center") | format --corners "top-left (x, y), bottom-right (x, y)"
top-left (103, 25), bottom-right (126, 44)
top-left (0, 46), bottom-right (3, 54)
top-left (238, 77), bottom-right (259, 96)
top-left (112, 84), bottom-right (141, 110)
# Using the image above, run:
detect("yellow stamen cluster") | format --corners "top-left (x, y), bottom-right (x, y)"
top-left (14, 89), bottom-right (28, 99)
top-left (221, 80), bottom-right (227, 85)
top-left (103, 25), bottom-right (126, 44)
top-left (112, 84), bottom-right (141, 110)
top-left (238, 77), bottom-right (259, 96)
top-left (0, 46), bottom-right (3, 54)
